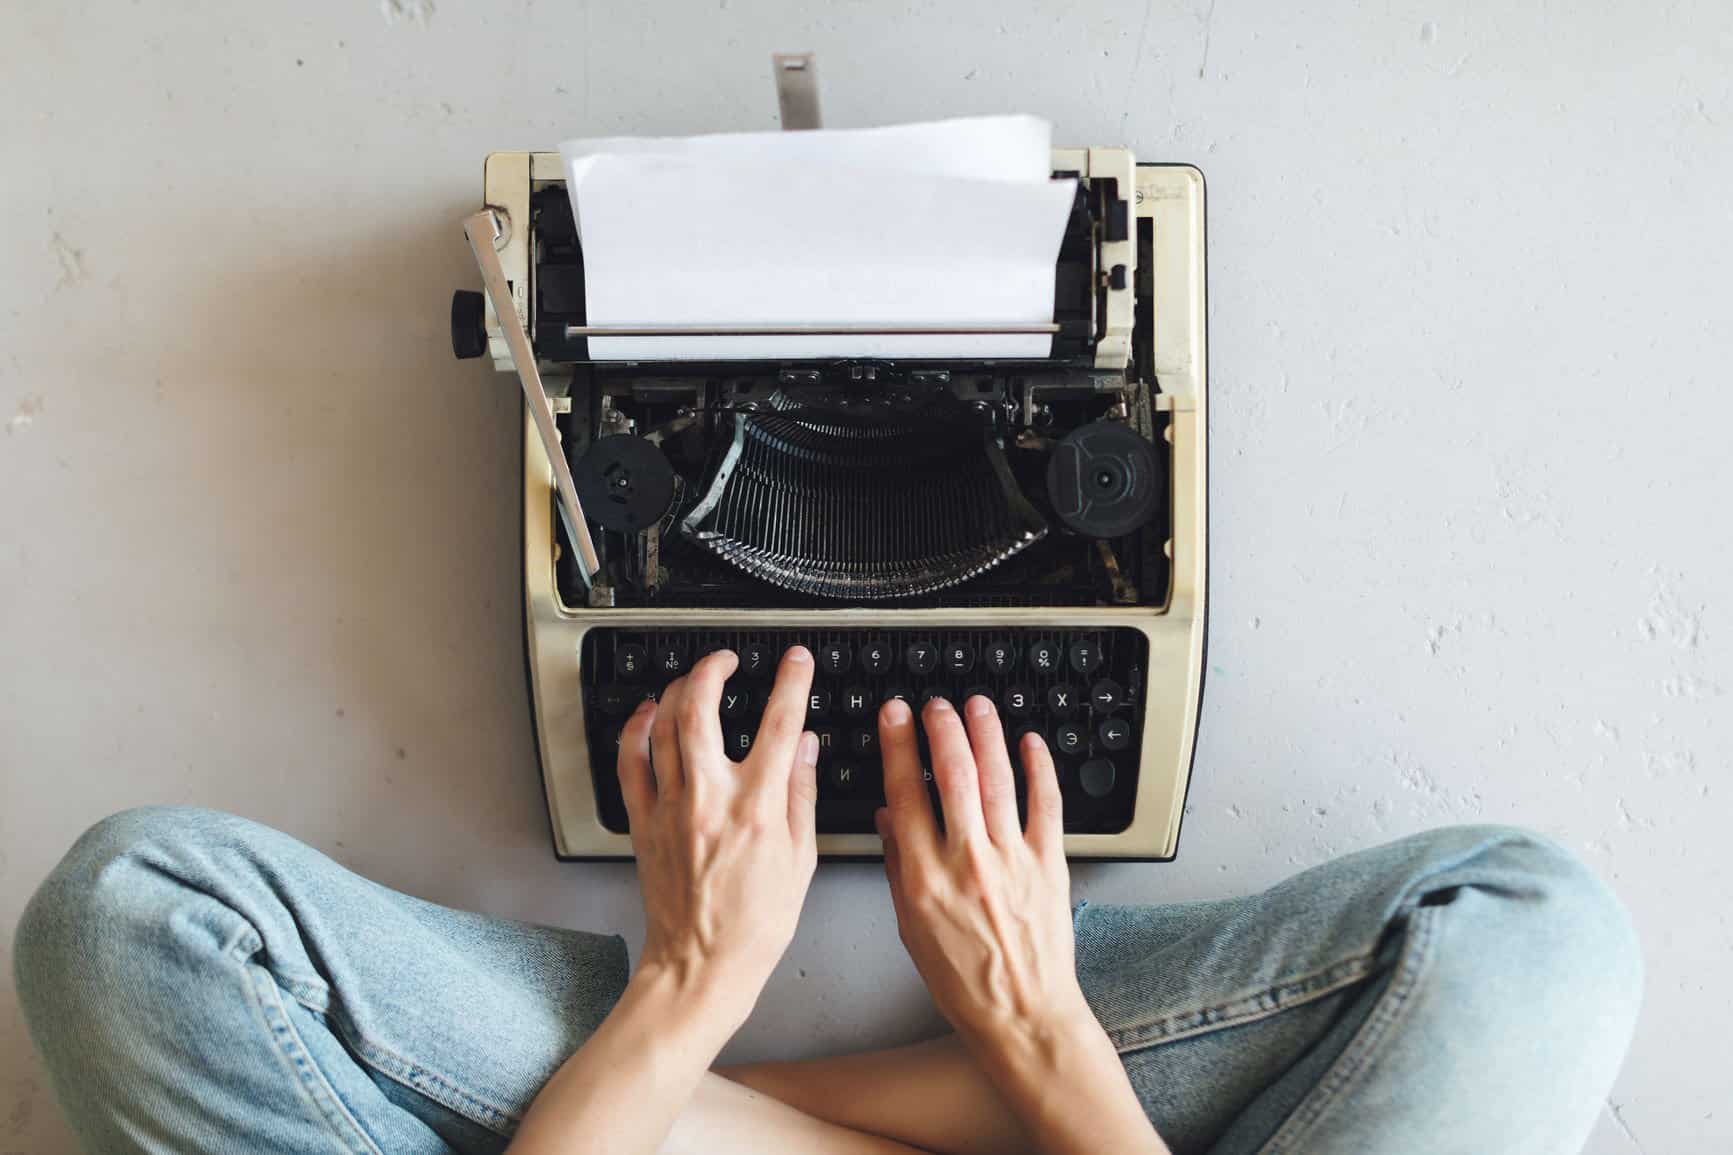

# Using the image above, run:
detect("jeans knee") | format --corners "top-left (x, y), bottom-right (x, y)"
top-left (1413, 825), bottom-right (1643, 1036)
top-left (13, 807), bottom-right (234, 1017)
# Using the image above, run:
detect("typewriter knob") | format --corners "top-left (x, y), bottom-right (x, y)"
top-left (450, 290), bottom-right (487, 359)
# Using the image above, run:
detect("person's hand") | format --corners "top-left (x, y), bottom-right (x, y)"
top-left (873, 694), bottom-right (1092, 1054)
top-left (874, 694), bottom-right (1167, 1154)
top-left (619, 645), bottom-right (819, 1029)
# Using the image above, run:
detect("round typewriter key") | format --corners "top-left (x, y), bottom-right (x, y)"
top-left (962, 686), bottom-right (993, 713)
top-left (1098, 717), bottom-right (1132, 752)
top-left (920, 686), bottom-right (952, 708)
top-left (1045, 684), bottom-right (1079, 718)
top-left (1078, 757), bottom-right (1118, 799)
top-left (1067, 639), bottom-right (1104, 676)
top-left (1053, 723), bottom-right (1086, 756)
top-left (905, 641), bottom-right (939, 675)
top-left (595, 684), bottom-right (634, 716)
top-left (1007, 722), bottom-right (1043, 770)
top-left (943, 642), bottom-right (975, 674)
top-left (882, 685), bottom-right (912, 705)
top-left (983, 640), bottom-right (1017, 675)
top-left (826, 761), bottom-right (863, 795)
top-left (720, 683), bottom-right (751, 719)
top-left (1003, 685), bottom-right (1035, 717)
top-left (840, 686), bottom-right (872, 718)
top-left (848, 728), bottom-right (879, 756)
top-left (740, 643), bottom-right (774, 677)
top-left (1027, 639), bottom-right (1061, 674)
top-left (811, 726), bottom-right (837, 756)
top-left (807, 688), bottom-right (832, 718)
top-left (724, 727), bottom-right (755, 757)
top-left (614, 642), bottom-right (649, 680)
top-left (859, 641), bottom-right (894, 675)
top-left (819, 643), bottom-right (852, 676)
top-left (653, 642), bottom-right (688, 677)
top-left (1090, 678), bottom-right (1126, 714)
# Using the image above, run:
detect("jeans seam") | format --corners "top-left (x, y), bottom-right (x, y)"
top-left (1256, 904), bottom-right (1442, 1154)
top-left (245, 964), bottom-right (386, 1155)
top-left (320, 1016), bottom-right (522, 1137)
top-left (1105, 954), bottom-right (1379, 1053)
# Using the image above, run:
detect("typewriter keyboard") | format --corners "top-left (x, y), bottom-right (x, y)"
top-left (580, 627), bottom-right (1148, 838)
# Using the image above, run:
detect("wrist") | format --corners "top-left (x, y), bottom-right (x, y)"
top-left (626, 957), bottom-right (760, 1043)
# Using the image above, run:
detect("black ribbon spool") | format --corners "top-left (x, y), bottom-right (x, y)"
top-left (1043, 420), bottom-right (1163, 539)
top-left (570, 435), bottom-right (676, 534)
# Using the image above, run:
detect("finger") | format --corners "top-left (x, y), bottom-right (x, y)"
top-left (1021, 730), bottom-right (1064, 855)
top-left (749, 646), bottom-right (815, 776)
top-left (879, 698), bottom-right (939, 855)
top-left (617, 697), bottom-right (658, 821)
top-left (650, 676), bottom-right (685, 798)
top-left (788, 730), bottom-right (819, 843)
top-left (675, 648), bottom-right (738, 773)
top-left (962, 695), bottom-right (1020, 845)
top-left (924, 697), bottom-right (986, 844)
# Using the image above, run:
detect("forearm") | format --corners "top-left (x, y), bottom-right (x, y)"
top-left (507, 967), bottom-right (738, 1155)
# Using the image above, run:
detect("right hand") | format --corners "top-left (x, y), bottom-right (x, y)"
top-left (618, 646), bottom-right (820, 1028)
top-left (873, 694), bottom-right (1094, 1052)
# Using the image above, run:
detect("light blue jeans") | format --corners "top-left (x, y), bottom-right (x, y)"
top-left (12, 808), bottom-right (1640, 1154)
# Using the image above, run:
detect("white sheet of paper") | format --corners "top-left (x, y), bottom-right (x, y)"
top-left (557, 118), bottom-right (1077, 361)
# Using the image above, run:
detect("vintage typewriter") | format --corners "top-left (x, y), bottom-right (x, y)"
top-left (449, 60), bottom-right (1207, 859)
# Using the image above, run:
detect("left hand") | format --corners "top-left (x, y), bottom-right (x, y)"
top-left (618, 645), bottom-right (820, 1028)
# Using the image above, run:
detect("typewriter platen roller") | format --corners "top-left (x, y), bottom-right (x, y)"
top-left (452, 86), bottom-right (1207, 860)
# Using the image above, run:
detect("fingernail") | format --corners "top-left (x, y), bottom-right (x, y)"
top-left (797, 731), bottom-right (819, 766)
top-left (882, 698), bottom-right (911, 726)
top-left (633, 697), bottom-right (654, 715)
top-left (964, 694), bottom-right (992, 719)
top-left (786, 645), bottom-right (813, 665)
top-left (927, 696), bottom-right (953, 714)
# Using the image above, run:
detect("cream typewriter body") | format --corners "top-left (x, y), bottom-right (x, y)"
top-left (451, 109), bottom-right (1207, 860)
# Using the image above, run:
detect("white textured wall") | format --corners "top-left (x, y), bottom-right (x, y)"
top-left (3, 2), bottom-right (1729, 1151)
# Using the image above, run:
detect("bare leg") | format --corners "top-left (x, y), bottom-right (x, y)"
top-left (724, 1036), bottom-right (1033, 1155)
top-left (664, 1073), bottom-right (931, 1155)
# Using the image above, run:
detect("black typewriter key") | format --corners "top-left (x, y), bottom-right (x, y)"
top-left (1053, 724), bottom-right (1086, 756)
top-left (720, 683), bottom-right (751, 719)
top-left (1003, 685), bottom-right (1035, 717)
top-left (905, 641), bottom-right (939, 675)
top-left (1027, 639), bottom-right (1061, 674)
top-left (819, 643), bottom-right (852, 676)
top-left (724, 727), bottom-right (755, 757)
top-left (1078, 757), bottom-right (1117, 799)
top-left (1067, 639), bottom-right (1104, 676)
top-left (740, 643), bottom-right (774, 677)
top-left (921, 686), bottom-right (952, 708)
top-left (751, 685), bottom-right (774, 712)
top-left (812, 726), bottom-right (838, 756)
top-left (848, 728), bottom-right (878, 757)
top-left (653, 642), bottom-right (688, 677)
top-left (1045, 684), bottom-right (1079, 718)
top-left (943, 642), bottom-right (975, 674)
top-left (808, 688), bottom-right (832, 718)
top-left (614, 643), bottom-right (649, 680)
top-left (983, 640), bottom-right (1017, 675)
top-left (961, 686), bottom-right (993, 712)
top-left (1007, 723), bottom-right (1043, 772)
top-left (859, 641), bottom-right (894, 675)
top-left (826, 761), bottom-right (864, 795)
top-left (883, 685), bottom-right (912, 705)
top-left (1098, 716), bottom-right (1132, 752)
top-left (596, 684), bottom-right (635, 716)
top-left (841, 686), bottom-right (872, 718)
top-left (1090, 678), bottom-right (1126, 714)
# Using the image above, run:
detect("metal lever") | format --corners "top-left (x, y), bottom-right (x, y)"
top-left (462, 208), bottom-right (601, 587)
top-left (773, 53), bottom-right (821, 130)
top-left (567, 322), bottom-right (1061, 339)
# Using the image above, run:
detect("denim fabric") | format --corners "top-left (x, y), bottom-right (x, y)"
top-left (13, 808), bottom-right (1640, 1154)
